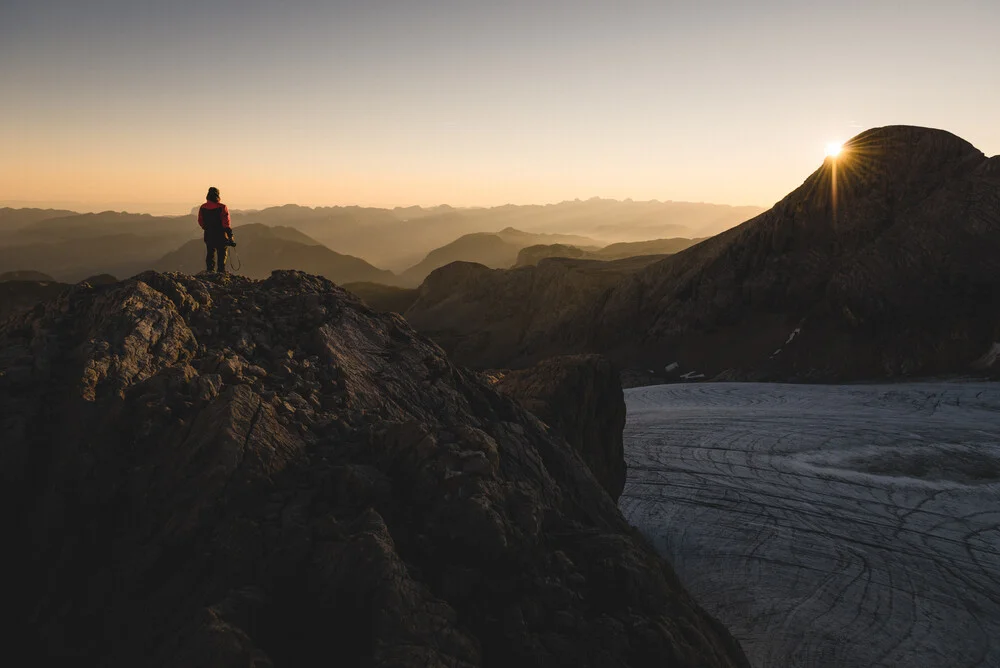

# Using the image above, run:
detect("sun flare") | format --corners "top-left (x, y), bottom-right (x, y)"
top-left (825, 141), bottom-right (844, 158)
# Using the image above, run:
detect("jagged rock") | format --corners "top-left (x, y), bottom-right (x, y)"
top-left (0, 270), bottom-right (748, 668)
top-left (495, 355), bottom-right (627, 500)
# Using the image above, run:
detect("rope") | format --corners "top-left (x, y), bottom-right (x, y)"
top-left (228, 249), bottom-right (242, 273)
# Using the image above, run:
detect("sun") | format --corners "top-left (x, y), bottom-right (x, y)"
top-left (825, 141), bottom-right (844, 158)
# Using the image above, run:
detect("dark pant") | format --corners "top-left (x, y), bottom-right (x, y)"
top-left (206, 244), bottom-right (228, 272)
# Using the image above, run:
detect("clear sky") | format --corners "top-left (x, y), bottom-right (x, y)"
top-left (2, 0), bottom-right (998, 214)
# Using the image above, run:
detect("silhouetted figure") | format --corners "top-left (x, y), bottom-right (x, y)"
top-left (198, 187), bottom-right (233, 272)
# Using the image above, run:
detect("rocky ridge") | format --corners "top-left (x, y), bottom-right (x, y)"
top-left (0, 270), bottom-right (748, 667)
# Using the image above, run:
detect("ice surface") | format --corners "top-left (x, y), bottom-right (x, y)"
top-left (621, 382), bottom-right (1000, 668)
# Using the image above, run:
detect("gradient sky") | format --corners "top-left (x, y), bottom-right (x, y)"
top-left (2, 0), bottom-right (998, 214)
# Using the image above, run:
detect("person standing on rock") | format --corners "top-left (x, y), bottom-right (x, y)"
top-left (198, 187), bottom-right (234, 273)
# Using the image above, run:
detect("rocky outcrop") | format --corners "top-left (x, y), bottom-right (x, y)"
top-left (0, 271), bottom-right (748, 667)
top-left (495, 355), bottom-right (627, 500)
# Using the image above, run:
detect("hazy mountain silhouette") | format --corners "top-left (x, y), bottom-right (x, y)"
top-left (0, 200), bottom-right (758, 280)
top-left (407, 126), bottom-right (1000, 380)
top-left (397, 228), bottom-right (601, 286)
top-left (0, 207), bottom-right (77, 233)
top-left (0, 233), bottom-right (192, 283)
top-left (0, 210), bottom-right (202, 281)
top-left (233, 200), bottom-right (761, 271)
top-left (154, 223), bottom-right (396, 284)
top-left (11, 210), bottom-right (193, 241)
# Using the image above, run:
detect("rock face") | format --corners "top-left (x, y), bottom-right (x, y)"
top-left (0, 271), bottom-right (748, 668)
top-left (495, 355), bottom-right (627, 500)
top-left (408, 126), bottom-right (1000, 381)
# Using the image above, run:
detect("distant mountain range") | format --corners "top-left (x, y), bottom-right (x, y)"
top-left (153, 224), bottom-right (395, 284)
top-left (231, 199), bottom-right (761, 270)
top-left (0, 210), bottom-right (199, 281)
top-left (406, 126), bottom-right (1000, 381)
top-left (0, 200), bottom-right (758, 282)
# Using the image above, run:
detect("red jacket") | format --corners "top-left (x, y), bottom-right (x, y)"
top-left (198, 201), bottom-right (231, 230)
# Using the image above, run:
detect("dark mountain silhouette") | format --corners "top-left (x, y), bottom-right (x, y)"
top-left (0, 279), bottom-right (68, 320)
top-left (398, 228), bottom-right (601, 287)
top-left (516, 237), bottom-right (704, 266)
top-left (515, 243), bottom-right (591, 266)
top-left (0, 270), bottom-right (749, 667)
top-left (404, 255), bottom-right (669, 369)
top-left (342, 281), bottom-right (419, 314)
top-left (407, 126), bottom-right (1000, 381)
top-left (0, 270), bottom-right (55, 282)
top-left (154, 224), bottom-right (396, 284)
top-left (593, 236), bottom-right (706, 260)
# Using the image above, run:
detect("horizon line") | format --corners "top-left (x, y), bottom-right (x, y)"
top-left (0, 196), bottom-right (770, 217)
